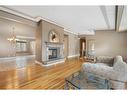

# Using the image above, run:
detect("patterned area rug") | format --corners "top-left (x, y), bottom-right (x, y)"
top-left (65, 71), bottom-right (111, 89)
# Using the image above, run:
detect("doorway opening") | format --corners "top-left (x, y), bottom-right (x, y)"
top-left (16, 38), bottom-right (35, 56)
top-left (80, 37), bottom-right (86, 57)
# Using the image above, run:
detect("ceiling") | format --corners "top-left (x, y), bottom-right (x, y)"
top-left (6, 6), bottom-right (115, 35)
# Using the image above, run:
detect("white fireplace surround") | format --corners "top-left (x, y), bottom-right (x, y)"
top-left (43, 42), bottom-right (65, 65)
top-left (47, 47), bottom-right (60, 60)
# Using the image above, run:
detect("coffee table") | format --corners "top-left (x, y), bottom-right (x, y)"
top-left (65, 70), bottom-right (111, 89)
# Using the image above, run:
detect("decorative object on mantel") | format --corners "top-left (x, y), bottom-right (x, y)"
top-left (49, 29), bottom-right (59, 43)
top-left (7, 27), bottom-right (18, 46)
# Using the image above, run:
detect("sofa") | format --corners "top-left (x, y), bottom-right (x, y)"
top-left (82, 56), bottom-right (127, 89)
top-left (95, 56), bottom-right (114, 67)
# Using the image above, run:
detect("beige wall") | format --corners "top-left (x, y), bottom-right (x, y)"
top-left (63, 35), bottom-right (69, 57)
top-left (35, 21), bottom-right (42, 62)
top-left (0, 12), bottom-right (36, 58)
top-left (64, 31), bottom-right (80, 57)
top-left (36, 20), bottom-right (80, 62)
top-left (42, 20), bottom-right (64, 62)
top-left (36, 20), bottom-right (64, 62)
top-left (0, 34), bottom-right (16, 57)
top-left (85, 31), bottom-right (127, 57)
top-left (29, 41), bottom-right (36, 55)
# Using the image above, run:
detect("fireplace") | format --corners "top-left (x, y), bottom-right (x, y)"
top-left (47, 46), bottom-right (61, 61)
top-left (48, 48), bottom-right (57, 59)
top-left (44, 42), bottom-right (65, 64)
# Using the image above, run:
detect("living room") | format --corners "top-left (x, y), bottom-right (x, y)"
top-left (0, 5), bottom-right (127, 91)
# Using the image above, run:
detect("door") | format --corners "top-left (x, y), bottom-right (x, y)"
top-left (80, 38), bottom-right (86, 57)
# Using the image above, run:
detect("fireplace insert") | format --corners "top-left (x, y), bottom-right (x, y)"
top-left (48, 48), bottom-right (57, 59)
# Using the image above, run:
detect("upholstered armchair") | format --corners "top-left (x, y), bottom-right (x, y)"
top-left (82, 56), bottom-right (127, 89)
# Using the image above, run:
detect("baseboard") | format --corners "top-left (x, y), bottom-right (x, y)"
top-left (0, 55), bottom-right (35, 61)
top-left (35, 60), bottom-right (43, 65)
top-left (43, 59), bottom-right (65, 66)
top-left (67, 54), bottom-right (80, 58)
top-left (35, 59), bottom-right (65, 67)
top-left (0, 56), bottom-right (16, 60)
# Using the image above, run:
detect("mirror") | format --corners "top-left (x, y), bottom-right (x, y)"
top-left (49, 30), bottom-right (59, 43)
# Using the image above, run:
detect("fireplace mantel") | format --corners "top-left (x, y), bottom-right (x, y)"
top-left (45, 41), bottom-right (63, 45)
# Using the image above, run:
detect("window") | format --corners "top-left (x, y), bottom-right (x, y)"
top-left (16, 41), bottom-right (27, 52)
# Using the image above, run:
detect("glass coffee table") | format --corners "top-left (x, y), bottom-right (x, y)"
top-left (65, 70), bottom-right (111, 89)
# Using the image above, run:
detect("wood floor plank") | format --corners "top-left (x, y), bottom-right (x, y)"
top-left (0, 57), bottom-right (83, 89)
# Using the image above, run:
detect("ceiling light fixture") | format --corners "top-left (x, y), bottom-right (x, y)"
top-left (7, 27), bottom-right (19, 46)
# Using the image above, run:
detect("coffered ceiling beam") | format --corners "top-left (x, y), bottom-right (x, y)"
top-left (100, 6), bottom-right (110, 29)
top-left (115, 6), bottom-right (124, 32)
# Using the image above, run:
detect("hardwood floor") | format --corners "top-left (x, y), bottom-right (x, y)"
top-left (0, 55), bottom-right (35, 71)
top-left (0, 57), bottom-right (84, 89)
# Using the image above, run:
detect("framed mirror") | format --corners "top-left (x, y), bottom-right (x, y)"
top-left (49, 30), bottom-right (59, 43)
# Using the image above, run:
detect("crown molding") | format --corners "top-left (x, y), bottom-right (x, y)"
top-left (0, 6), bottom-right (36, 21)
top-left (64, 29), bottom-right (78, 35)
top-left (0, 6), bottom-right (78, 35)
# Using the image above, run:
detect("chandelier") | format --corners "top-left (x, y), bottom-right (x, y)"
top-left (7, 27), bottom-right (18, 45)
